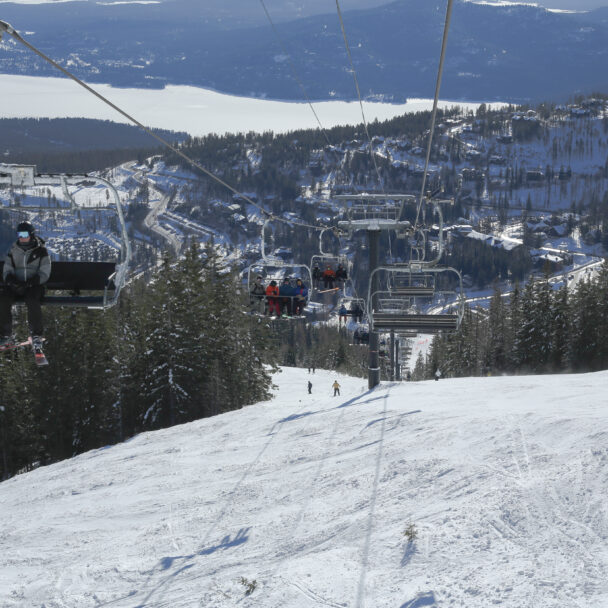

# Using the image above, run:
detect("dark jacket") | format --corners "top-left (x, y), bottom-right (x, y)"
top-left (279, 282), bottom-right (295, 297)
top-left (250, 280), bottom-right (266, 298)
top-left (3, 237), bottom-right (51, 285)
top-left (336, 265), bottom-right (348, 280)
top-left (294, 281), bottom-right (308, 300)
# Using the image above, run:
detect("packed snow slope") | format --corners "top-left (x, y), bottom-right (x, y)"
top-left (1, 368), bottom-right (608, 607)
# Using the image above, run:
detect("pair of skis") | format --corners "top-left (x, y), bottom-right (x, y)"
top-left (0, 337), bottom-right (48, 366)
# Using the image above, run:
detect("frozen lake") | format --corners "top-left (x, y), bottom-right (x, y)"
top-left (0, 74), bottom-right (502, 137)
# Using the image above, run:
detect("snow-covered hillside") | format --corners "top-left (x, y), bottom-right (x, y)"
top-left (1, 367), bottom-right (607, 607)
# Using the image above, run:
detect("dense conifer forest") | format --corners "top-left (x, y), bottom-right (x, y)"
top-left (0, 241), bottom-right (374, 480)
top-left (0, 243), bottom-right (273, 479)
top-left (1, 118), bottom-right (186, 173)
top-left (418, 263), bottom-right (608, 380)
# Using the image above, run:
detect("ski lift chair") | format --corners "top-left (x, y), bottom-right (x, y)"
top-left (309, 227), bottom-right (351, 295)
top-left (244, 221), bottom-right (313, 317)
top-left (0, 166), bottom-right (131, 309)
top-left (368, 265), bottom-right (464, 335)
top-left (388, 271), bottom-right (436, 298)
top-left (0, 260), bottom-right (117, 308)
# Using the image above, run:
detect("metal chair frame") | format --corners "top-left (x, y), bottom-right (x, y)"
top-left (0, 164), bottom-right (131, 309)
top-left (367, 265), bottom-right (465, 334)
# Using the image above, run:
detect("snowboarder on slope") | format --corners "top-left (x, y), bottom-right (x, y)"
top-left (308, 380), bottom-right (312, 394)
top-left (0, 222), bottom-right (51, 348)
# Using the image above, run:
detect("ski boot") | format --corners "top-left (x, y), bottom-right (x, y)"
top-left (31, 335), bottom-right (44, 351)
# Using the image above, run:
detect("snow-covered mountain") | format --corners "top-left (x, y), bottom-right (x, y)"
top-left (1, 0), bottom-right (607, 101)
top-left (1, 366), bottom-right (607, 607)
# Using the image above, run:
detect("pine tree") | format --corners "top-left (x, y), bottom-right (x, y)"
top-left (569, 278), bottom-right (599, 371)
top-left (594, 262), bottom-right (608, 369)
top-left (137, 247), bottom-right (209, 427)
top-left (0, 351), bottom-right (39, 478)
top-left (487, 285), bottom-right (508, 372)
top-left (550, 284), bottom-right (570, 371)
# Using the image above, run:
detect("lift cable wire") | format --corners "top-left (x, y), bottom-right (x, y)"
top-left (335, 0), bottom-right (385, 193)
top-left (407, 0), bottom-right (454, 229)
top-left (335, 0), bottom-right (397, 270)
top-left (0, 20), bottom-right (325, 233)
top-left (259, 0), bottom-right (332, 147)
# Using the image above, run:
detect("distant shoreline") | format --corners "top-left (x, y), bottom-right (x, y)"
top-left (0, 74), bottom-right (506, 137)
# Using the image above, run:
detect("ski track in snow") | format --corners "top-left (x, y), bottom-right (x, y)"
top-left (1, 368), bottom-right (608, 607)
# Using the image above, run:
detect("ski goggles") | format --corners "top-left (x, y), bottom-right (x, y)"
top-left (17, 231), bottom-right (30, 238)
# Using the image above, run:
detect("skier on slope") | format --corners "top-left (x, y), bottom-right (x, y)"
top-left (332, 380), bottom-right (341, 396)
top-left (0, 222), bottom-right (51, 349)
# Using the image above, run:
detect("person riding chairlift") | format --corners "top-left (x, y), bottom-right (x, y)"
top-left (279, 277), bottom-right (295, 317)
top-left (0, 221), bottom-right (51, 349)
top-left (250, 274), bottom-right (266, 314)
top-left (349, 301), bottom-right (363, 323)
top-left (265, 280), bottom-right (280, 316)
top-left (293, 278), bottom-right (308, 316)
top-left (312, 264), bottom-right (322, 289)
top-left (322, 265), bottom-right (336, 290)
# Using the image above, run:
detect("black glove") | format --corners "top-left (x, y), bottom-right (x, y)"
top-left (26, 275), bottom-right (41, 287)
top-left (4, 274), bottom-right (26, 295)
top-left (12, 282), bottom-right (27, 297)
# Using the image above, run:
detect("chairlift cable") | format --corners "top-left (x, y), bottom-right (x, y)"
top-left (0, 20), bottom-right (325, 233)
top-left (335, 0), bottom-right (399, 268)
top-left (259, 0), bottom-right (332, 147)
top-left (335, 0), bottom-right (385, 192)
top-left (408, 0), bottom-right (454, 229)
